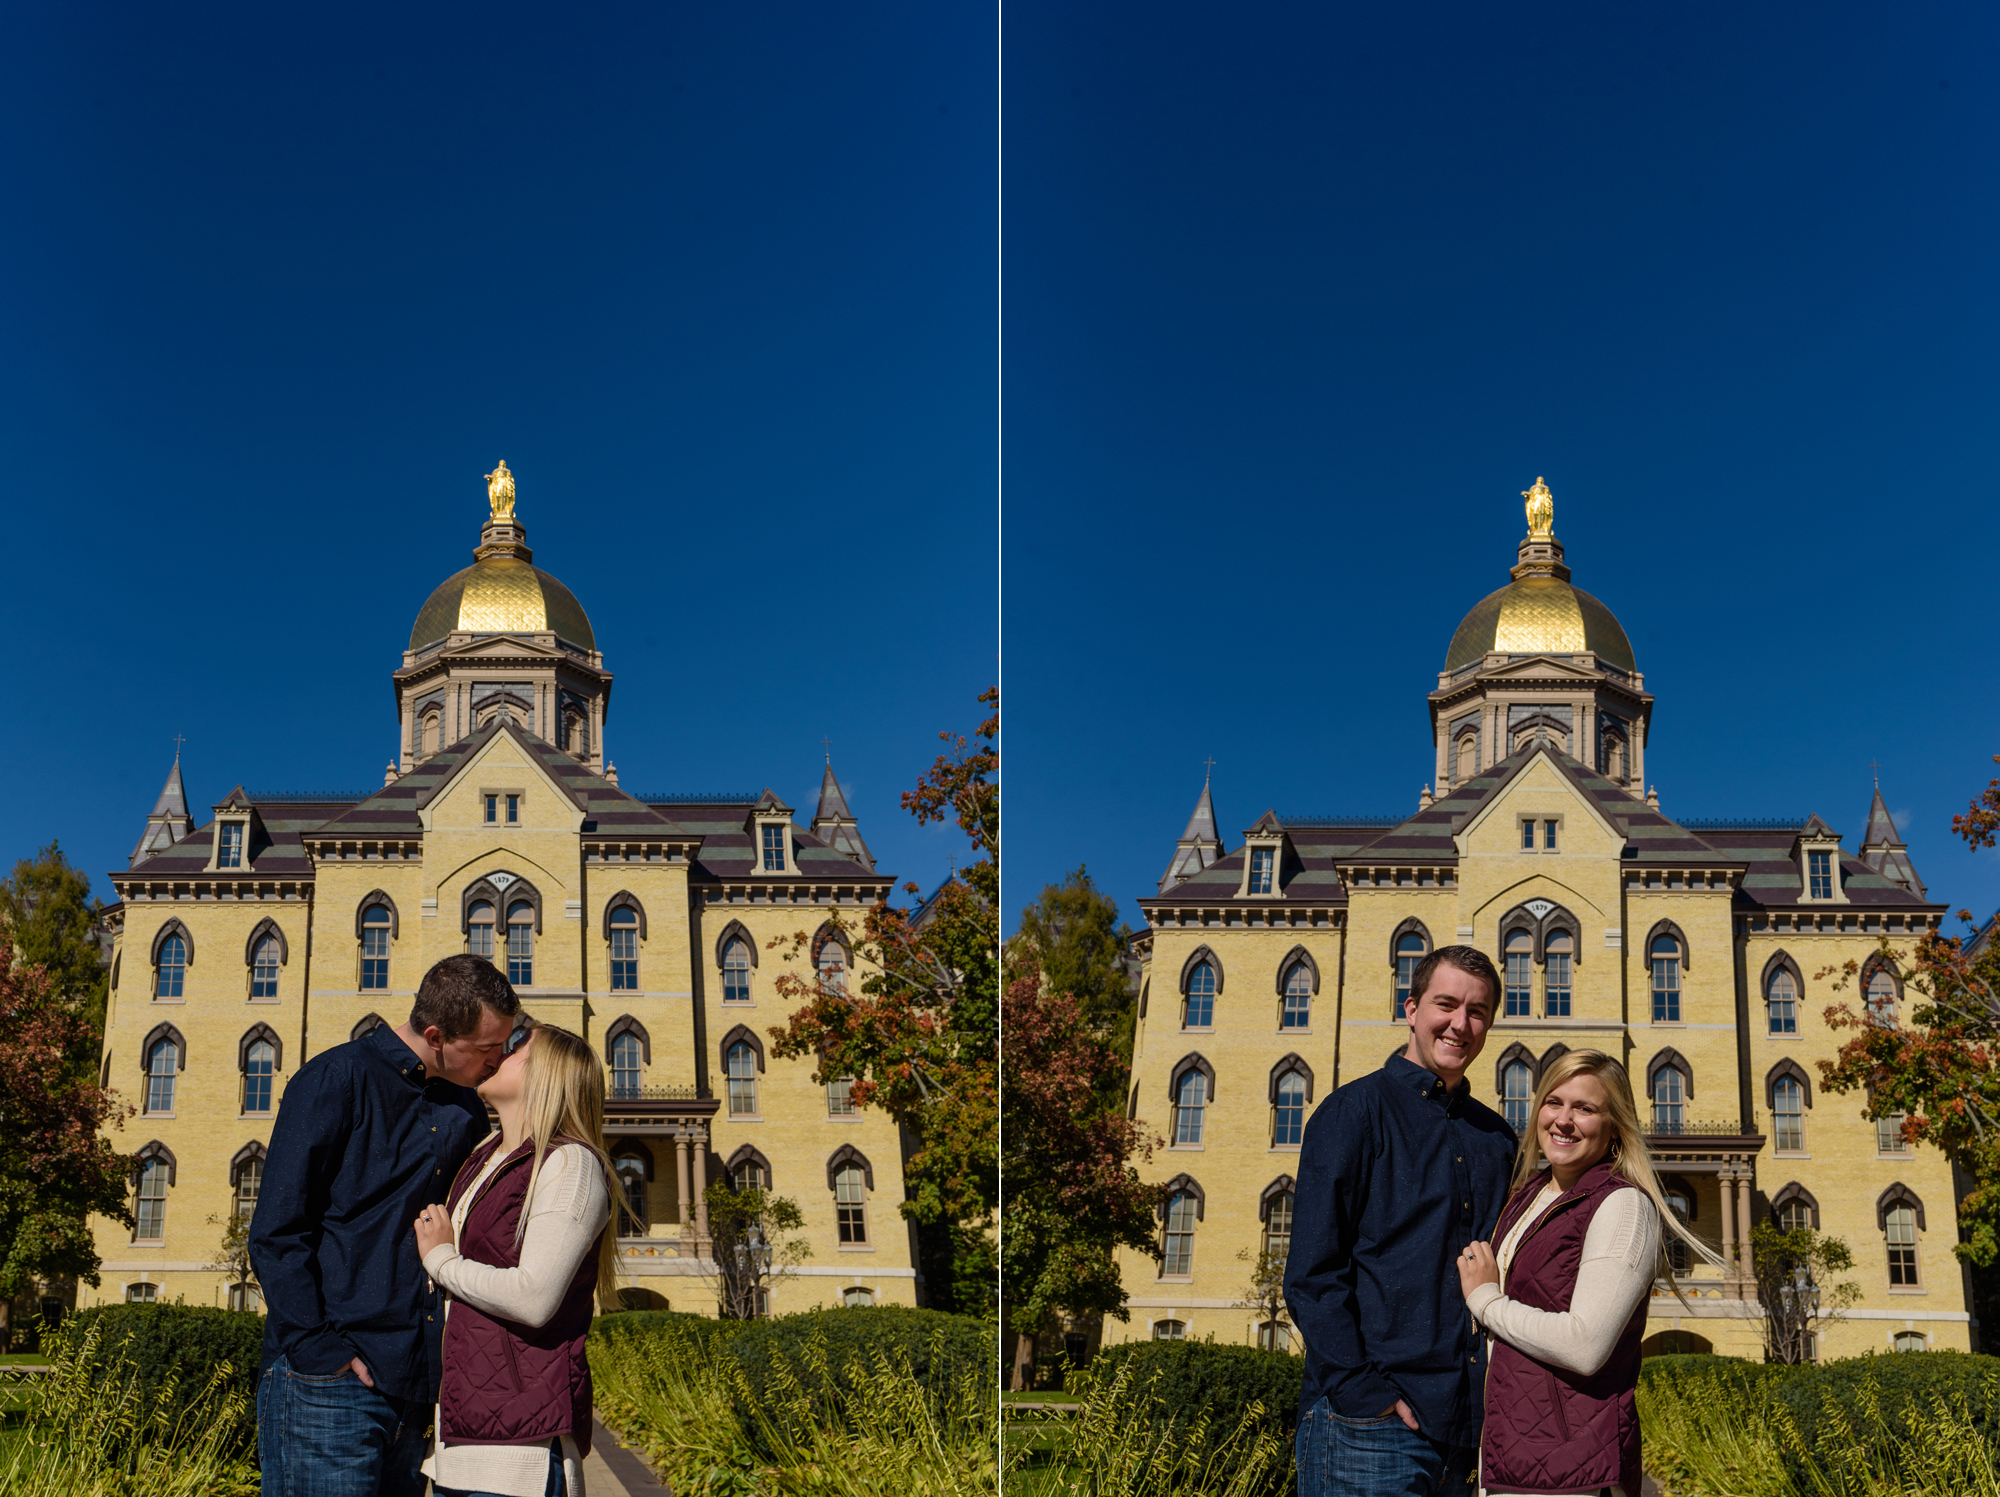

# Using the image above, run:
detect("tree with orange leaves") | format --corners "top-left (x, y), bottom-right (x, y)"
top-left (768, 689), bottom-right (997, 1317)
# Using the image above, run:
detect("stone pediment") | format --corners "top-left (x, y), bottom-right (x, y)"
top-left (1476, 654), bottom-right (1606, 682)
top-left (441, 633), bottom-right (565, 661)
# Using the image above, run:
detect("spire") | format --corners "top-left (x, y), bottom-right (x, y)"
top-left (809, 757), bottom-right (874, 871)
top-left (130, 749), bottom-right (196, 866)
top-left (1158, 769), bottom-right (1224, 893)
top-left (1859, 779), bottom-right (1926, 898)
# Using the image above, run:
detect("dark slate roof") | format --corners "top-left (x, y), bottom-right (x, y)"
top-left (120, 805), bottom-right (329, 882)
top-left (305, 721), bottom-right (694, 841)
top-left (646, 793), bottom-right (884, 883)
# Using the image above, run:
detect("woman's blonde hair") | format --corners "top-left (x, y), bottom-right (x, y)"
top-left (512, 1020), bottom-right (622, 1313)
top-left (1510, 1048), bottom-right (1725, 1300)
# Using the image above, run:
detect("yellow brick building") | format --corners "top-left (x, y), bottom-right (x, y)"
top-left (1115, 480), bottom-right (1969, 1361)
top-left (88, 467), bottom-right (917, 1315)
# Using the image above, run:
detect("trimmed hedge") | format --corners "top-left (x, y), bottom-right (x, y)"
top-left (1088, 1339), bottom-right (1304, 1444)
top-left (54, 1303), bottom-right (265, 1459)
top-left (725, 1305), bottom-right (994, 1406)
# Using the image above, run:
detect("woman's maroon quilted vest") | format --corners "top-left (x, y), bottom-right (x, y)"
top-left (1481, 1159), bottom-right (1648, 1497)
top-left (437, 1134), bottom-right (599, 1456)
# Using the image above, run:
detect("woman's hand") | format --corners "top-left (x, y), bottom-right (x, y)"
top-left (1457, 1240), bottom-right (1500, 1299)
top-left (413, 1202), bottom-right (456, 1259)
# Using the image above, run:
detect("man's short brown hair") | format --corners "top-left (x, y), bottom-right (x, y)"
top-left (410, 955), bottom-right (521, 1041)
top-left (1408, 945), bottom-right (1501, 1014)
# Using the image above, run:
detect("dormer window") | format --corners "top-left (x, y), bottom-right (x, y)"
top-left (1808, 850), bottom-right (1833, 900)
top-left (761, 824), bottom-right (786, 872)
top-left (218, 823), bottom-right (244, 869)
top-left (1796, 822), bottom-right (1849, 903)
top-left (1248, 848), bottom-right (1274, 895)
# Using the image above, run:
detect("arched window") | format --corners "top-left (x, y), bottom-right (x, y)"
top-left (243, 1040), bottom-right (275, 1115)
top-left (1651, 936), bottom-right (1682, 1023)
top-left (1395, 932), bottom-right (1427, 1019)
top-left (1867, 968), bottom-right (1898, 1025)
top-left (1885, 1205), bottom-right (1919, 1285)
top-left (134, 1158), bottom-right (169, 1240)
top-left (842, 1287), bottom-right (875, 1308)
top-left (732, 1150), bottom-right (769, 1191)
top-left (614, 1152), bottom-right (649, 1232)
top-left (1777, 1197), bottom-right (1813, 1232)
top-left (125, 1282), bottom-right (159, 1303)
top-left (360, 906), bottom-right (391, 991)
top-left (1652, 1064), bottom-right (1687, 1133)
top-left (1893, 1331), bottom-right (1927, 1352)
top-left (352, 1013), bottom-right (385, 1042)
top-left (1162, 1192), bottom-right (1198, 1275)
top-left (1152, 1318), bottom-right (1186, 1340)
top-left (1273, 1072), bottom-right (1307, 1148)
top-left (611, 1032), bottom-right (644, 1099)
top-left (1767, 967), bottom-right (1798, 1034)
top-left (1281, 963), bottom-right (1312, 1030)
top-left (1183, 961), bottom-right (1216, 1028)
top-left (1174, 1068), bottom-right (1206, 1145)
top-left (1264, 1190), bottom-right (1294, 1262)
top-left (834, 1164), bottom-right (868, 1244)
top-left (1773, 1076), bottom-right (1805, 1151)
top-left (146, 1038), bottom-right (178, 1114)
top-left (1544, 930), bottom-right (1573, 1017)
top-left (1605, 730), bottom-right (1627, 783)
top-left (818, 939), bottom-right (848, 994)
top-left (156, 934), bottom-right (187, 999)
top-left (1502, 1059), bottom-right (1533, 1135)
top-left (1455, 733), bottom-right (1477, 784)
top-left (235, 1156), bottom-right (264, 1223)
top-left (722, 938), bottom-right (752, 1004)
top-left (726, 1042), bottom-right (758, 1116)
top-left (1663, 1183), bottom-right (1693, 1275)
top-left (468, 901), bottom-right (496, 960)
top-left (421, 710), bottom-right (441, 757)
top-left (609, 907), bottom-right (639, 991)
top-left (827, 1077), bottom-right (856, 1116)
top-left (251, 936), bottom-right (280, 1000)
top-left (1503, 930), bottom-right (1533, 1018)
top-left (506, 902), bottom-right (534, 985)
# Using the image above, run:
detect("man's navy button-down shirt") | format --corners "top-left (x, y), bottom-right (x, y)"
top-left (248, 1023), bottom-right (490, 1403)
top-left (1282, 1053), bottom-right (1516, 1446)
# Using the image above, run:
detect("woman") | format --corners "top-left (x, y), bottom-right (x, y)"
top-left (1455, 1049), bottom-right (1718, 1497)
top-left (413, 1020), bottom-right (621, 1497)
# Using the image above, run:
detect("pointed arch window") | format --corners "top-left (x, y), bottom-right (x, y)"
top-left (1503, 930), bottom-right (1533, 1018)
top-left (722, 938), bottom-right (752, 1004)
top-left (1650, 935), bottom-right (1682, 1023)
top-left (468, 901), bottom-right (496, 960)
top-left (146, 1036), bottom-right (179, 1114)
top-left (726, 1041), bottom-right (758, 1116)
top-left (250, 936), bottom-right (280, 1000)
top-left (1544, 930), bottom-right (1573, 1017)
top-left (1651, 1063), bottom-right (1687, 1133)
top-left (817, 938), bottom-right (849, 994)
top-left (1885, 1204), bottom-right (1920, 1285)
top-left (360, 907), bottom-right (391, 991)
top-left (1162, 1191), bottom-right (1198, 1276)
top-left (1174, 1069), bottom-right (1207, 1146)
top-left (1281, 963), bottom-right (1312, 1030)
top-left (1866, 968), bottom-right (1898, 1025)
top-left (1773, 1075), bottom-right (1806, 1151)
top-left (1502, 1058), bottom-right (1533, 1135)
top-left (609, 907), bottom-right (640, 991)
top-left (1768, 968), bottom-right (1798, 1034)
top-left (834, 1163), bottom-right (868, 1244)
top-left (1263, 1188), bottom-right (1294, 1262)
top-left (156, 935), bottom-right (187, 999)
top-left (135, 1156), bottom-right (169, 1240)
top-left (243, 1038), bottom-right (275, 1115)
top-left (506, 902), bottom-right (534, 985)
top-left (611, 1033), bottom-right (644, 1099)
top-left (1395, 931), bottom-right (1428, 1020)
top-left (1183, 962), bottom-right (1216, 1029)
top-left (1272, 1072), bottom-right (1307, 1147)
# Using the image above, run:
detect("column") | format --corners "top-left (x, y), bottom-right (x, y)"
top-left (590, 695), bottom-right (604, 770)
top-left (1434, 726), bottom-right (1449, 793)
top-left (400, 699), bottom-right (415, 773)
top-left (1736, 1173), bottom-right (1756, 1295)
top-left (1717, 1165), bottom-right (1738, 1297)
top-left (692, 1127), bottom-right (710, 1243)
top-left (675, 1131), bottom-right (692, 1228)
top-left (1580, 702), bottom-right (1596, 771)
top-left (1633, 716), bottom-right (1648, 790)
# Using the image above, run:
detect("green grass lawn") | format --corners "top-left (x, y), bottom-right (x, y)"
top-left (1001, 1390), bottom-right (1079, 1405)
top-left (0, 1355), bottom-right (50, 1367)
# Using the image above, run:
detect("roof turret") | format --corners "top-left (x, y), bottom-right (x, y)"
top-left (809, 755), bottom-right (874, 871)
top-left (1859, 779), bottom-right (1926, 899)
top-left (130, 750), bottom-right (196, 866)
top-left (1158, 771), bottom-right (1224, 892)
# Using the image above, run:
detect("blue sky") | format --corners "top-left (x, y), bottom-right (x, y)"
top-left (1004, 2), bottom-right (2000, 934)
top-left (0, 4), bottom-right (995, 902)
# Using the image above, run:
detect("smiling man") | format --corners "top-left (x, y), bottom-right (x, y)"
top-left (1285, 945), bottom-right (1516, 1497)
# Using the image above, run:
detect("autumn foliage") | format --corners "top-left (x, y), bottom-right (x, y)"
top-left (767, 689), bottom-right (998, 1316)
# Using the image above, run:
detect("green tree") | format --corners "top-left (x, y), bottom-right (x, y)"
top-left (1015, 867), bottom-right (1136, 1074)
top-left (0, 842), bottom-right (110, 1052)
top-left (701, 1182), bottom-right (809, 1321)
top-left (1000, 946), bottom-right (1162, 1390)
top-left (0, 913), bottom-right (135, 1348)
top-left (1750, 1222), bottom-right (1859, 1364)
top-left (769, 689), bottom-right (998, 1318)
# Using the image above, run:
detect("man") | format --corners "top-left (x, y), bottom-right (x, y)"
top-left (250, 955), bottom-right (520, 1497)
top-left (1284, 945), bottom-right (1516, 1497)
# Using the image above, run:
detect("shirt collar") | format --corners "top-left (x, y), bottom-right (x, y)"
top-left (1386, 1051), bottom-right (1468, 1106)
top-left (367, 1019), bottom-right (433, 1088)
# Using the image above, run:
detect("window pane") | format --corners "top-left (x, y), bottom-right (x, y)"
top-left (1778, 1200), bottom-right (1812, 1233)
top-left (252, 936), bottom-right (280, 999)
top-left (610, 925), bottom-right (639, 991)
top-left (1543, 819), bottom-right (1558, 850)
top-left (507, 905), bottom-right (533, 986)
top-left (156, 936), bottom-right (186, 998)
top-left (1163, 1193), bottom-right (1197, 1275)
top-left (1545, 951), bottom-right (1571, 1017)
top-left (1867, 971), bottom-right (1897, 1024)
top-left (727, 1043), bottom-right (757, 1115)
top-left (485, 795), bottom-right (497, 823)
top-left (1282, 964), bottom-right (1311, 1028)
top-left (1505, 949), bottom-right (1532, 1018)
top-left (1274, 1073), bottom-right (1306, 1147)
top-left (1249, 848), bottom-right (1273, 895)
top-left (722, 939), bottom-right (751, 1003)
top-left (147, 1040), bottom-right (176, 1114)
top-left (235, 1158), bottom-right (263, 1222)
top-left (1886, 1205), bottom-right (1918, 1285)
top-left (1768, 970), bottom-right (1797, 1034)
top-left (835, 1165), bottom-right (867, 1244)
top-left (244, 1040), bottom-right (274, 1114)
top-left (827, 1076), bottom-right (855, 1115)
top-left (1652, 953), bottom-right (1681, 1023)
top-left (135, 1159), bottom-right (168, 1239)
top-left (1521, 819), bottom-right (1535, 850)
top-left (1877, 1113), bottom-right (1910, 1154)
top-left (1774, 1078), bottom-right (1804, 1150)
top-left (1175, 1069), bottom-right (1205, 1145)
top-left (1503, 1061), bottom-right (1532, 1134)
top-left (1264, 1192), bottom-right (1294, 1263)
top-left (1395, 936), bottom-right (1424, 1020)
top-left (361, 912), bottom-right (391, 991)
top-left (1652, 1067), bottom-right (1685, 1132)
top-left (762, 824), bottom-right (786, 871)
top-left (218, 823), bottom-right (244, 869)
top-left (611, 1034), bottom-right (642, 1098)
top-left (506, 794), bottom-right (519, 824)
top-left (1184, 963), bottom-right (1215, 1028)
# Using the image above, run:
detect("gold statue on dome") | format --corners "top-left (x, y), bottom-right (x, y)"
top-left (1522, 475), bottom-right (1554, 537)
top-left (486, 460), bottom-right (518, 521)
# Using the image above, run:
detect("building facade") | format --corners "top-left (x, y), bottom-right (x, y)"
top-left (1115, 480), bottom-right (1969, 1360)
top-left (90, 467), bottom-right (916, 1314)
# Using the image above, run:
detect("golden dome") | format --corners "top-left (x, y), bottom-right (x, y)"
top-left (410, 558), bottom-right (595, 651)
top-left (1444, 576), bottom-right (1634, 673)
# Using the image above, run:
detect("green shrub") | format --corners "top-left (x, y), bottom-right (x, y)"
top-left (725, 1305), bottom-right (994, 1407)
top-left (1087, 1339), bottom-right (1303, 1445)
top-left (1772, 1351), bottom-right (2000, 1478)
top-left (590, 1307), bottom-right (748, 1355)
top-left (52, 1304), bottom-right (265, 1461)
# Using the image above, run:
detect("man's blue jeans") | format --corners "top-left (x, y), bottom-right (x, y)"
top-left (256, 1356), bottom-right (429, 1497)
top-left (1295, 1396), bottom-right (1478, 1497)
